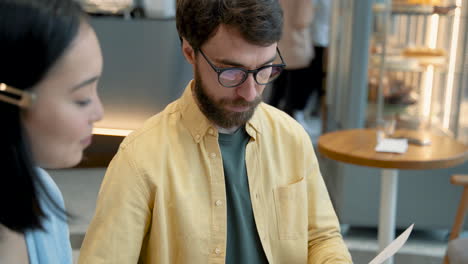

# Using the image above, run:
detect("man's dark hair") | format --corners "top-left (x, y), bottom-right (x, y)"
top-left (176, 0), bottom-right (283, 50)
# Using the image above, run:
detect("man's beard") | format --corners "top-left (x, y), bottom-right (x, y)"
top-left (193, 68), bottom-right (262, 129)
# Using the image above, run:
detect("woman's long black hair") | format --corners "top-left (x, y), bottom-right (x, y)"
top-left (0, 0), bottom-right (84, 232)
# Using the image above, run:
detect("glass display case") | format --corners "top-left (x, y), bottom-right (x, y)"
top-left (322, 0), bottom-right (468, 234)
top-left (367, 0), bottom-right (468, 142)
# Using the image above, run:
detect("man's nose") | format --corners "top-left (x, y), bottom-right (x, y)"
top-left (236, 74), bottom-right (258, 102)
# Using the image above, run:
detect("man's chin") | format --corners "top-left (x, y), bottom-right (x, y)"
top-left (219, 108), bottom-right (255, 127)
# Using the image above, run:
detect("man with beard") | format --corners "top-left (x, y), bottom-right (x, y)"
top-left (78, 0), bottom-right (353, 263)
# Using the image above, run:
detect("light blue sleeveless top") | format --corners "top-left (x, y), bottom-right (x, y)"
top-left (24, 168), bottom-right (72, 264)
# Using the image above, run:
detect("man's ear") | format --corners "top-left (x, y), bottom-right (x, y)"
top-left (181, 38), bottom-right (196, 65)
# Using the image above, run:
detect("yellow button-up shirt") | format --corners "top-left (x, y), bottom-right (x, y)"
top-left (78, 81), bottom-right (352, 264)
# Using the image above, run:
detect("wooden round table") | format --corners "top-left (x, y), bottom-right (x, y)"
top-left (318, 129), bottom-right (468, 264)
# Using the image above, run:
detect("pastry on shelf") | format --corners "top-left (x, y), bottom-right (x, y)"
top-left (394, 0), bottom-right (443, 5)
top-left (433, 5), bottom-right (458, 14)
top-left (383, 79), bottom-right (418, 105)
top-left (78, 0), bottom-right (135, 15)
top-left (368, 72), bottom-right (418, 106)
top-left (375, 0), bottom-right (455, 14)
top-left (392, 0), bottom-right (447, 13)
top-left (402, 46), bottom-right (447, 67)
top-left (370, 55), bottom-right (422, 72)
top-left (402, 46), bottom-right (446, 57)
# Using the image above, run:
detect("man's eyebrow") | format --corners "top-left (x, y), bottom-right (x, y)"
top-left (216, 54), bottom-right (277, 68)
top-left (70, 76), bottom-right (100, 92)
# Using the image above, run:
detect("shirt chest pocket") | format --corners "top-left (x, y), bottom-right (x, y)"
top-left (272, 177), bottom-right (308, 240)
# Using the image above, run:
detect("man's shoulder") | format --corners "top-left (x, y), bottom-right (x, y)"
top-left (258, 103), bottom-right (307, 136)
top-left (258, 103), bottom-right (290, 121)
top-left (257, 104), bottom-right (314, 157)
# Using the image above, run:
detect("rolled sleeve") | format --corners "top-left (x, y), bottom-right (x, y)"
top-left (302, 132), bottom-right (353, 263)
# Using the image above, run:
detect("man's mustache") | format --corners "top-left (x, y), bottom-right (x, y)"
top-left (221, 96), bottom-right (262, 107)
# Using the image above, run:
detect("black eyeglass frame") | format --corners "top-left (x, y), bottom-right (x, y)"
top-left (198, 47), bottom-right (286, 88)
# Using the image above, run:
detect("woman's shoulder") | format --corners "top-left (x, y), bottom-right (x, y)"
top-left (35, 168), bottom-right (65, 206)
top-left (25, 168), bottom-right (72, 264)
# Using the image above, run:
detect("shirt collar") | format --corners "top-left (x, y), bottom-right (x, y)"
top-left (179, 80), bottom-right (263, 143)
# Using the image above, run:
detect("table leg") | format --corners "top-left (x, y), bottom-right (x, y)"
top-left (378, 169), bottom-right (399, 264)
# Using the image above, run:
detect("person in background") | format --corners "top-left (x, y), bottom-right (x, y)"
top-left (79, 0), bottom-right (352, 263)
top-left (0, 0), bottom-right (104, 263)
top-left (269, 0), bottom-right (315, 133)
top-left (309, 0), bottom-right (333, 117)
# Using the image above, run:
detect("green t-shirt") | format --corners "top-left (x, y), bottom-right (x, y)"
top-left (218, 128), bottom-right (268, 264)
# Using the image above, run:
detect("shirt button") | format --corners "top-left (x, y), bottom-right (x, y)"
top-left (195, 134), bottom-right (200, 140)
top-left (208, 128), bottom-right (214, 135)
top-left (210, 153), bottom-right (217, 159)
top-left (214, 248), bottom-right (222, 255)
top-left (215, 200), bottom-right (223, 207)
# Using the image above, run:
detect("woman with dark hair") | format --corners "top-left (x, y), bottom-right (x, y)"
top-left (0, 0), bottom-right (104, 263)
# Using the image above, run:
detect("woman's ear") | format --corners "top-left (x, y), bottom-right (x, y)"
top-left (181, 38), bottom-right (196, 65)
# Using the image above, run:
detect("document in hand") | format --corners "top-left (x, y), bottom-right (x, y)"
top-left (368, 224), bottom-right (414, 264)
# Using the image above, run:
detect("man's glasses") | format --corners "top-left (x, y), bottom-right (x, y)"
top-left (198, 48), bottom-right (286, 88)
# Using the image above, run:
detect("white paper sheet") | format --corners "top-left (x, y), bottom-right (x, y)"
top-left (369, 224), bottom-right (414, 264)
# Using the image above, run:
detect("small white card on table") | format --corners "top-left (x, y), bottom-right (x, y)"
top-left (375, 138), bottom-right (408, 154)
